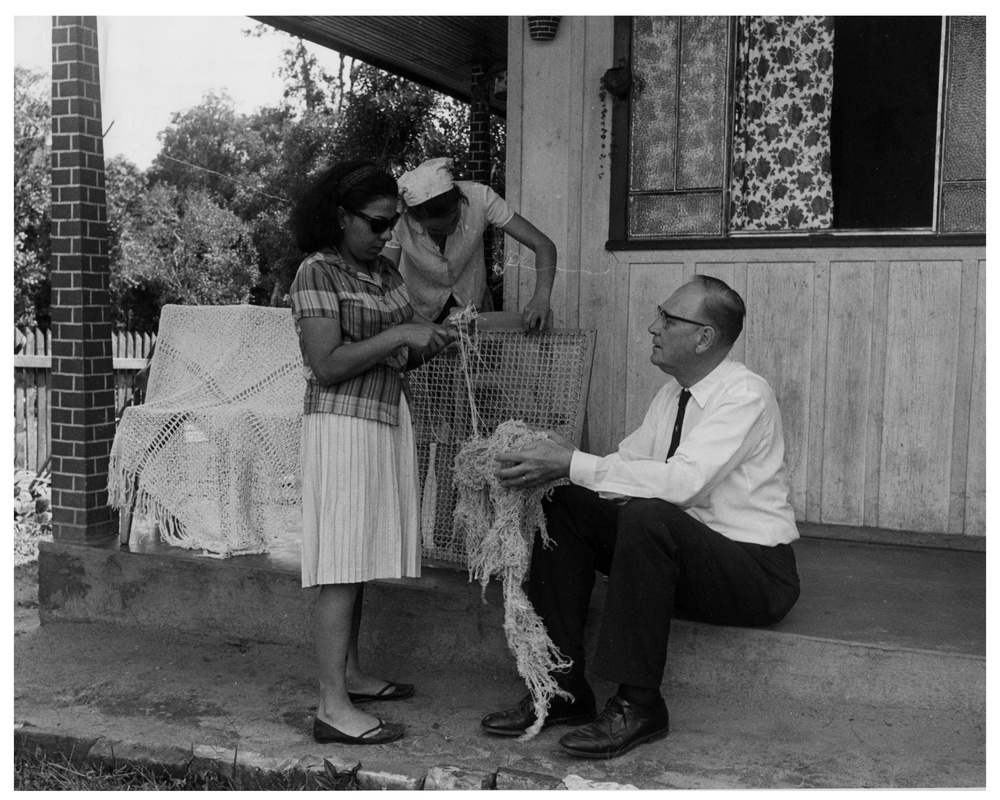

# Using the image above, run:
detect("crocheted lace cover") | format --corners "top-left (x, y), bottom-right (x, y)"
top-left (108, 304), bottom-right (304, 557)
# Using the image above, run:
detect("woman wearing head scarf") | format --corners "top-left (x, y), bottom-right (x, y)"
top-left (288, 160), bottom-right (458, 746)
top-left (385, 157), bottom-right (557, 331)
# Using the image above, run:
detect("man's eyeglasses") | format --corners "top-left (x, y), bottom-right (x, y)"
top-left (656, 306), bottom-right (712, 329)
top-left (349, 209), bottom-right (400, 235)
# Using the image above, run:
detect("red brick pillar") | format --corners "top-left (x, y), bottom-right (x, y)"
top-left (48, 16), bottom-right (118, 543)
top-left (468, 64), bottom-right (492, 185)
top-left (469, 63), bottom-right (497, 304)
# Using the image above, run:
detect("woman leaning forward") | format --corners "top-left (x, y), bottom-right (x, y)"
top-left (288, 161), bottom-right (457, 745)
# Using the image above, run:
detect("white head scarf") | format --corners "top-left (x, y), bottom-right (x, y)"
top-left (398, 157), bottom-right (455, 207)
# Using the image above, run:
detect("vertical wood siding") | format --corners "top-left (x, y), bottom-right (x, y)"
top-left (879, 262), bottom-right (962, 532)
top-left (965, 261), bottom-right (986, 533)
top-left (507, 17), bottom-right (984, 538)
top-left (822, 261), bottom-right (875, 524)
top-left (610, 251), bottom-right (986, 538)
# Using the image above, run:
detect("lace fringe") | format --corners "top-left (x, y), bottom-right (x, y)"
top-left (107, 454), bottom-right (269, 559)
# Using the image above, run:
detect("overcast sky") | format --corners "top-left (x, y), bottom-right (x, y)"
top-left (13, 15), bottom-right (353, 169)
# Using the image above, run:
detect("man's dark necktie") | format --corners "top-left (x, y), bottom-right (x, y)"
top-left (666, 389), bottom-right (692, 461)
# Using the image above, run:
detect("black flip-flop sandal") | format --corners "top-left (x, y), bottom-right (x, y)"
top-left (348, 681), bottom-right (415, 703)
top-left (313, 716), bottom-right (405, 745)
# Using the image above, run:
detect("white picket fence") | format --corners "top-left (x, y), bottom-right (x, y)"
top-left (13, 327), bottom-right (155, 473)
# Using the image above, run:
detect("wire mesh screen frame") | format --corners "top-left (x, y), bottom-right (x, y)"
top-left (408, 327), bottom-right (596, 567)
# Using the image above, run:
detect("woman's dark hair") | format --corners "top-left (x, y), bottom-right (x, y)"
top-left (289, 160), bottom-right (398, 252)
top-left (406, 185), bottom-right (468, 222)
top-left (694, 274), bottom-right (746, 346)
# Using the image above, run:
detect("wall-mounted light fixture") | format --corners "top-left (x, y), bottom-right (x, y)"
top-left (527, 16), bottom-right (561, 42)
top-left (601, 63), bottom-right (632, 100)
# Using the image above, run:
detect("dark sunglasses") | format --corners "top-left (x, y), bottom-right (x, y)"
top-left (348, 208), bottom-right (400, 235)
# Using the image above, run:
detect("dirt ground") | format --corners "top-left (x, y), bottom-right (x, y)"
top-left (15, 562), bottom-right (40, 637)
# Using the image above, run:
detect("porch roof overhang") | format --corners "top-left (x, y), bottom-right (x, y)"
top-left (250, 16), bottom-right (509, 116)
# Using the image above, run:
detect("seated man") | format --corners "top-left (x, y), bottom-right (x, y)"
top-left (481, 274), bottom-right (801, 759)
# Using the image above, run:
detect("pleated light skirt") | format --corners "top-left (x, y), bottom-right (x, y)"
top-left (300, 397), bottom-right (421, 587)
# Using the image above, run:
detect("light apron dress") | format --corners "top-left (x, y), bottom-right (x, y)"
top-left (300, 395), bottom-right (420, 587)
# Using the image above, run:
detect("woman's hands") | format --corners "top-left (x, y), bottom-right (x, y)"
top-left (521, 295), bottom-right (551, 332)
top-left (300, 316), bottom-right (456, 385)
top-left (398, 322), bottom-right (458, 367)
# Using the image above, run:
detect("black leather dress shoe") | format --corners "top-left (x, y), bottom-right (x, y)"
top-left (481, 689), bottom-right (597, 736)
top-left (558, 695), bottom-right (669, 759)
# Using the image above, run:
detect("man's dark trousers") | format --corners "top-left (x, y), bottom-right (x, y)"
top-left (528, 484), bottom-right (801, 690)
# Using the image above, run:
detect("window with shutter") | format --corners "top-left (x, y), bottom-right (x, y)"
top-left (607, 15), bottom-right (984, 248)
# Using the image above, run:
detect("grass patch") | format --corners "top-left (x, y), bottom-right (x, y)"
top-left (16, 748), bottom-right (197, 791)
top-left (13, 746), bottom-right (326, 791)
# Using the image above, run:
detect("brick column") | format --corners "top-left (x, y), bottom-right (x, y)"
top-left (469, 63), bottom-right (497, 303)
top-left (468, 64), bottom-right (492, 184)
top-left (48, 16), bottom-right (118, 543)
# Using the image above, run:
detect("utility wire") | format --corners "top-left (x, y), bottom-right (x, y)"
top-left (154, 153), bottom-right (292, 205)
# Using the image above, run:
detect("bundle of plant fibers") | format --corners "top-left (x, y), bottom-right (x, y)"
top-left (453, 419), bottom-right (573, 740)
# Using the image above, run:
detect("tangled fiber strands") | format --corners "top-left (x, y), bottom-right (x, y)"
top-left (453, 419), bottom-right (573, 740)
top-left (444, 304), bottom-right (575, 739)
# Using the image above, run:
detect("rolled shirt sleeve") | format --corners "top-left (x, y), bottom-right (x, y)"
top-left (568, 359), bottom-right (798, 546)
top-left (482, 184), bottom-right (515, 228)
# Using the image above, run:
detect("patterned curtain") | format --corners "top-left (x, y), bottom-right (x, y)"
top-left (730, 17), bottom-right (835, 231)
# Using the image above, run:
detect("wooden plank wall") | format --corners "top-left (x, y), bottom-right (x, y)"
top-left (965, 260), bottom-right (987, 534)
top-left (612, 249), bottom-right (986, 538)
top-left (507, 15), bottom-right (622, 453)
top-left (507, 16), bottom-right (984, 539)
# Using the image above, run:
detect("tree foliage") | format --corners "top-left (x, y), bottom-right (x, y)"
top-left (331, 62), bottom-right (470, 174)
top-left (276, 37), bottom-right (338, 114)
top-left (112, 184), bottom-right (258, 331)
top-left (146, 91), bottom-right (256, 206)
top-left (105, 156), bottom-right (149, 268)
top-left (14, 66), bottom-right (51, 327)
top-left (13, 29), bottom-right (503, 332)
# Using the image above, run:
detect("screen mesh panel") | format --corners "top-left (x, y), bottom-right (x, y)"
top-left (408, 328), bottom-right (595, 565)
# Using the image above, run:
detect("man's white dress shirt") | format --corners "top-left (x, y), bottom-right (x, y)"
top-left (569, 358), bottom-right (798, 546)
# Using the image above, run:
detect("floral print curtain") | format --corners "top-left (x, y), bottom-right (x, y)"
top-left (730, 17), bottom-right (835, 231)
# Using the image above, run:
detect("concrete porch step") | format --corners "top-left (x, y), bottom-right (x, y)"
top-left (15, 617), bottom-right (986, 789)
top-left (37, 530), bottom-right (984, 715)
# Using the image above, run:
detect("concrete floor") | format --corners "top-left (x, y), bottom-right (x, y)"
top-left (13, 613), bottom-right (986, 789)
top-left (83, 521), bottom-right (990, 656)
top-left (15, 531), bottom-right (986, 789)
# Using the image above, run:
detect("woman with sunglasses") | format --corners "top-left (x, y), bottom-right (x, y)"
top-left (385, 157), bottom-right (557, 331)
top-left (288, 160), bottom-right (458, 746)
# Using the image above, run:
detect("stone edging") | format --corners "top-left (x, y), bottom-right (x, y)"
top-left (15, 724), bottom-right (636, 790)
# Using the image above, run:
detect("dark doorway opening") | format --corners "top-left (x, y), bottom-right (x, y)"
top-left (830, 17), bottom-right (942, 230)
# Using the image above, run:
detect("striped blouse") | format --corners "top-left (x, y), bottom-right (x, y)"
top-left (289, 248), bottom-right (413, 425)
